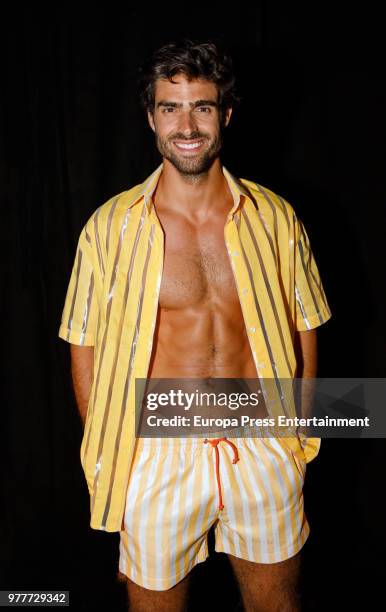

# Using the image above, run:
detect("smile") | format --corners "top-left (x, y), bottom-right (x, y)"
top-left (173, 140), bottom-right (204, 151)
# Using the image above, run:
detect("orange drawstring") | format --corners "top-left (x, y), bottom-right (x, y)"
top-left (204, 437), bottom-right (239, 510)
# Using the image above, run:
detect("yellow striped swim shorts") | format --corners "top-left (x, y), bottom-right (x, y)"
top-left (118, 434), bottom-right (309, 591)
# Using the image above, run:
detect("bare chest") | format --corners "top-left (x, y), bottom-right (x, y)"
top-left (157, 213), bottom-right (239, 309)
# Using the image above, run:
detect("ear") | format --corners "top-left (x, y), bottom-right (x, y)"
top-left (147, 111), bottom-right (155, 132)
top-left (223, 106), bottom-right (233, 127)
top-left (221, 107), bottom-right (233, 128)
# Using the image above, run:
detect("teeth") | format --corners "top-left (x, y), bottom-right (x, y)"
top-left (175, 141), bottom-right (202, 149)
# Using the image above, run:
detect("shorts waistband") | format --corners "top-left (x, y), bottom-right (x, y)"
top-left (135, 425), bottom-right (276, 449)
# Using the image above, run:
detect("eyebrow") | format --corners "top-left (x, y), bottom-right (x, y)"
top-left (156, 99), bottom-right (219, 109)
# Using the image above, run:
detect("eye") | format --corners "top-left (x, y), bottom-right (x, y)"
top-left (197, 106), bottom-right (211, 113)
top-left (162, 107), bottom-right (175, 113)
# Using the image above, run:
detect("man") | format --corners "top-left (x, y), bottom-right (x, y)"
top-left (58, 39), bottom-right (331, 611)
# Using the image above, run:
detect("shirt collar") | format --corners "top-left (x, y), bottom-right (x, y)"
top-left (127, 162), bottom-right (257, 217)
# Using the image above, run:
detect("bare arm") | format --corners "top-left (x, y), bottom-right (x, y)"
top-left (294, 329), bottom-right (317, 424)
top-left (294, 328), bottom-right (317, 378)
top-left (70, 344), bottom-right (94, 427)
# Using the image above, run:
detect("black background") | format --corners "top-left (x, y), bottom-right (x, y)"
top-left (1, 3), bottom-right (385, 611)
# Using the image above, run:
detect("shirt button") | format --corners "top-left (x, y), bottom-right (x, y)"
top-left (232, 251), bottom-right (239, 256)
top-left (249, 327), bottom-right (256, 333)
top-left (242, 288), bottom-right (248, 294)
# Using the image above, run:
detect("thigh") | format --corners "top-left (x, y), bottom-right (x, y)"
top-left (123, 572), bottom-right (191, 612)
top-left (228, 550), bottom-right (302, 612)
top-left (214, 436), bottom-right (309, 564)
top-left (119, 437), bottom-right (217, 590)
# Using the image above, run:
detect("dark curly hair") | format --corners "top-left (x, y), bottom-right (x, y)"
top-left (138, 38), bottom-right (241, 120)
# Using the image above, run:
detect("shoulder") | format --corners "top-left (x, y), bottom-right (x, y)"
top-left (83, 182), bottom-right (144, 237)
top-left (239, 177), bottom-right (298, 228)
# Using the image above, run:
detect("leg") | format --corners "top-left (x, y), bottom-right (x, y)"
top-left (212, 436), bottom-right (308, 611)
top-left (228, 551), bottom-right (302, 612)
top-left (118, 571), bottom-right (191, 612)
top-left (119, 438), bottom-right (215, 599)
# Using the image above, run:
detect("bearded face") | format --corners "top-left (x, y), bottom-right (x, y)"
top-left (147, 74), bottom-right (232, 177)
top-left (154, 126), bottom-right (223, 176)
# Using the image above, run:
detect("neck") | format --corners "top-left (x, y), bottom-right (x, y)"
top-left (153, 157), bottom-right (235, 218)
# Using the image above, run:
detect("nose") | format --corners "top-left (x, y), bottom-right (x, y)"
top-left (178, 110), bottom-right (198, 136)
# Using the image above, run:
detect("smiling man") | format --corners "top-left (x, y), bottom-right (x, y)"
top-left (58, 39), bottom-right (331, 611)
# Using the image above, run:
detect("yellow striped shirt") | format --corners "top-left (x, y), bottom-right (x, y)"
top-left (58, 163), bottom-right (331, 532)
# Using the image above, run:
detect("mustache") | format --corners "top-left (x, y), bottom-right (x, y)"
top-left (168, 132), bottom-right (208, 141)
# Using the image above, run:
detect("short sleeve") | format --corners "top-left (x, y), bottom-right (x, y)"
top-left (294, 217), bottom-right (332, 331)
top-left (58, 223), bottom-right (100, 346)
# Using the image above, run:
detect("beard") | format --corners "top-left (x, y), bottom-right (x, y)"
top-left (154, 128), bottom-right (224, 177)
